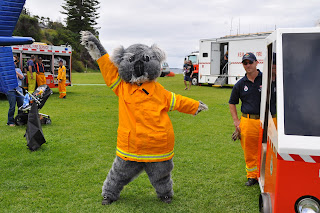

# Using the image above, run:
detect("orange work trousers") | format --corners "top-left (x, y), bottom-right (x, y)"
top-left (58, 80), bottom-right (66, 98)
top-left (239, 115), bottom-right (260, 179)
top-left (36, 73), bottom-right (46, 86)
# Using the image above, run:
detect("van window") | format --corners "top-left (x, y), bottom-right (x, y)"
top-left (282, 33), bottom-right (320, 137)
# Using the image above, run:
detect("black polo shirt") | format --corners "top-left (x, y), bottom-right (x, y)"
top-left (229, 70), bottom-right (262, 115)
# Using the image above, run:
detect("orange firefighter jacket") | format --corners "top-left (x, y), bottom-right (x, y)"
top-left (57, 65), bottom-right (66, 80)
top-left (97, 54), bottom-right (200, 162)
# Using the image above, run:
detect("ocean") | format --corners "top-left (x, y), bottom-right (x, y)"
top-left (170, 68), bottom-right (183, 74)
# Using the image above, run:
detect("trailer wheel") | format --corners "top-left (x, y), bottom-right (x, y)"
top-left (259, 193), bottom-right (272, 213)
top-left (191, 76), bottom-right (198, 85)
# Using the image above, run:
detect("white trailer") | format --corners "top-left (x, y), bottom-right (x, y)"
top-left (198, 33), bottom-right (271, 86)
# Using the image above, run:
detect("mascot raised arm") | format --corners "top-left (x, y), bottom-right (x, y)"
top-left (80, 31), bottom-right (208, 205)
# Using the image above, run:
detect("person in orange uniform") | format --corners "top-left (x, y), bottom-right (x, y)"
top-left (57, 60), bottom-right (66, 99)
top-left (81, 31), bottom-right (208, 205)
top-left (36, 57), bottom-right (46, 86)
top-left (229, 53), bottom-right (262, 186)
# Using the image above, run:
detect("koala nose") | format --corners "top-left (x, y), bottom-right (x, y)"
top-left (134, 60), bottom-right (144, 77)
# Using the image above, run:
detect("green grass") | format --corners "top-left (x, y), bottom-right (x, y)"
top-left (0, 74), bottom-right (260, 212)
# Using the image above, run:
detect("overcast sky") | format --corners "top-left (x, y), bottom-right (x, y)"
top-left (25, 0), bottom-right (320, 68)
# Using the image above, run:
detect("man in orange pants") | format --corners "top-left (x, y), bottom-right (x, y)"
top-left (229, 53), bottom-right (262, 186)
top-left (36, 57), bottom-right (46, 86)
top-left (57, 60), bottom-right (66, 99)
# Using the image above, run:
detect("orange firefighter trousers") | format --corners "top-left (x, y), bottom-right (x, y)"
top-left (36, 73), bottom-right (46, 86)
top-left (239, 116), bottom-right (260, 179)
top-left (58, 80), bottom-right (66, 98)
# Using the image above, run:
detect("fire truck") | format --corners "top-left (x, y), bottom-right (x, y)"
top-left (197, 32), bottom-right (271, 86)
top-left (184, 51), bottom-right (199, 85)
top-left (258, 28), bottom-right (320, 213)
top-left (12, 43), bottom-right (72, 88)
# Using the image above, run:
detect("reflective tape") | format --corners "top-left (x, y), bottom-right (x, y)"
top-left (169, 92), bottom-right (176, 111)
top-left (116, 147), bottom-right (174, 161)
top-left (246, 166), bottom-right (257, 172)
top-left (110, 76), bottom-right (121, 91)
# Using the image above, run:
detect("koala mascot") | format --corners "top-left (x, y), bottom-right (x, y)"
top-left (80, 31), bottom-right (208, 205)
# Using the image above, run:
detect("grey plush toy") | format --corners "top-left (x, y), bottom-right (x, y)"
top-left (81, 31), bottom-right (208, 205)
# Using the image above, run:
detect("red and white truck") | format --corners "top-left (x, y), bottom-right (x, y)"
top-left (197, 32), bottom-right (271, 86)
top-left (12, 43), bottom-right (72, 88)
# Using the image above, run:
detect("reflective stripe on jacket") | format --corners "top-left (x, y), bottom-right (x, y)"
top-left (97, 54), bottom-right (200, 162)
top-left (36, 63), bottom-right (45, 73)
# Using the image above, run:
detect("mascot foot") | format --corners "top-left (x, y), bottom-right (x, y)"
top-left (160, 196), bottom-right (172, 204)
top-left (102, 196), bottom-right (115, 205)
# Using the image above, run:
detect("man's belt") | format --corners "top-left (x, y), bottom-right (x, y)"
top-left (242, 113), bottom-right (260, 119)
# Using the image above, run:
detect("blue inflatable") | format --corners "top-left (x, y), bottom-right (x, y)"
top-left (0, 0), bottom-right (34, 94)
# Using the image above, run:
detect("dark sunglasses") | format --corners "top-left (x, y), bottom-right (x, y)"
top-left (242, 61), bottom-right (254, 65)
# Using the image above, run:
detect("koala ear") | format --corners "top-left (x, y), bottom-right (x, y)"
top-left (110, 45), bottom-right (125, 66)
top-left (151, 44), bottom-right (166, 63)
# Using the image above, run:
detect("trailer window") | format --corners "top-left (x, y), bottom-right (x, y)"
top-left (203, 53), bottom-right (208, 57)
top-left (282, 33), bottom-right (320, 137)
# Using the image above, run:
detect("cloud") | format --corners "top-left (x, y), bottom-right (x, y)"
top-left (25, 0), bottom-right (320, 68)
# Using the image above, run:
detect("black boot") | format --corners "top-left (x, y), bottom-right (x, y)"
top-left (102, 196), bottom-right (114, 205)
top-left (160, 196), bottom-right (172, 204)
top-left (245, 178), bottom-right (258, 186)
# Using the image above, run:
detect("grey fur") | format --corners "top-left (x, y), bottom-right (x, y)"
top-left (80, 31), bottom-right (107, 60)
top-left (111, 43), bottom-right (165, 84)
top-left (102, 156), bottom-right (174, 201)
top-left (80, 32), bottom-right (166, 84)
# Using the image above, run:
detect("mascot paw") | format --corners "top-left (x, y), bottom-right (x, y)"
top-left (194, 101), bottom-right (208, 116)
top-left (160, 196), bottom-right (172, 204)
top-left (102, 196), bottom-right (115, 205)
top-left (80, 31), bottom-right (107, 61)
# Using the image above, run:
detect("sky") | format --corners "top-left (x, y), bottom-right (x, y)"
top-left (25, 0), bottom-right (320, 68)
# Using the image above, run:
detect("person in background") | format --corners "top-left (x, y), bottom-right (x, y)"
top-left (6, 56), bottom-right (24, 126)
top-left (229, 52), bottom-right (262, 186)
top-left (221, 51), bottom-right (228, 74)
top-left (27, 55), bottom-right (36, 93)
top-left (57, 59), bottom-right (67, 99)
top-left (36, 57), bottom-right (46, 86)
top-left (184, 60), bottom-right (194, 90)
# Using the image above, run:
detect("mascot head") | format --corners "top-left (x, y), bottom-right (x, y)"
top-left (111, 44), bottom-right (166, 84)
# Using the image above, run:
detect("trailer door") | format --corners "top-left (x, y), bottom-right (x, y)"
top-left (210, 43), bottom-right (220, 75)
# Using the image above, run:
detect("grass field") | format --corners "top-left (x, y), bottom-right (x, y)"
top-left (0, 73), bottom-right (260, 213)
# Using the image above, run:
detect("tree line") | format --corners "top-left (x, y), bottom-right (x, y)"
top-left (13, 0), bottom-right (100, 72)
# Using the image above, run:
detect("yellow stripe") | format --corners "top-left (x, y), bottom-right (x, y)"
top-left (110, 76), bottom-right (121, 91)
top-left (246, 166), bottom-right (257, 172)
top-left (169, 92), bottom-right (176, 111)
top-left (116, 147), bottom-right (174, 160)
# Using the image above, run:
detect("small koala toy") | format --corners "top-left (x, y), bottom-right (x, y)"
top-left (81, 31), bottom-right (208, 205)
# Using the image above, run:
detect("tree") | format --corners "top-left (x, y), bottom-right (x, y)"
top-left (61, 0), bottom-right (100, 34)
top-left (13, 14), bottom-right (42, 41)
